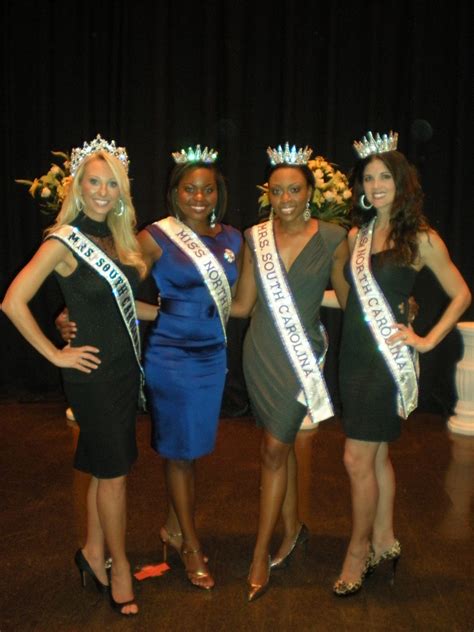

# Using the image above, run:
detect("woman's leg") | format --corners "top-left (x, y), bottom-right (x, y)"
top-left (271, 446), bottom-right (303, 561)
top-left (165, 458), bottom-right (213, 589)
top-left (249, 431), bottom-right (292, 585)
top-left (372, 442), bottom-right (397, 556)
top-left (96, 475), bottom-right (137, 614)
top-left (81, 476), bottom-right (108, 586)
top-left (337, 438), bottom-right (380, 584)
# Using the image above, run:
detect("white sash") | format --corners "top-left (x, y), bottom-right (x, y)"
top-left (48, 225), bottom-right (146, 407)
top-left (351, 218), bottom-right (418, 418)
top-left (251, 219), bottom-right (334, 423)
top-left (156, 217), bottom-right (232, 343)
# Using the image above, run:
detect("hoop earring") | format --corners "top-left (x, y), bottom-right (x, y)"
top-left (75, 198), bottom-right (84, 213)
top-left (303, 199), bottom-right (311, 221)
top-left (209, 208), bottom-right (217, 228)
top-left (115, 199), bottom-right (125, 216)
top-left (359, 194), bottom-right (373, 210)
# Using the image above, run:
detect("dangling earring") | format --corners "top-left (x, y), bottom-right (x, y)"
top-left (75, 198), bottom-right (84, 213)
top-left (115, 199), bottom-right (125, 216)
top-left (303, 199), bottom-right (311, 222)
top-left (269, 207), bottom-right (274, 220)
top-left (209, 208), bottom-right (217, 228)
top-left (359, 194), bottom-right (373, 210)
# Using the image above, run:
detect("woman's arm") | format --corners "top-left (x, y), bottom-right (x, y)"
top-left (230, 241), bottom-right (257, 318)
top-left (135, 300), bottom-right (159, 321)
top-left (137, 228), bottom-right (163, 273)
top-left (326, 238), bottom-right (350, 310)
top-left (389, 230), bottom-right (471, 353)
top-left (2, 240), bottom-right (101, 373)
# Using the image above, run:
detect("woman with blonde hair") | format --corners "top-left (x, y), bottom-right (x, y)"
top-left (2, 135), bottom-right (156, 616)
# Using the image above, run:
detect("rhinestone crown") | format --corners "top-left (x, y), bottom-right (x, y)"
top-left (70, 134), bottom-right (129, 176)
top-left (171, 144), bottom-right (218, 164)
top-left (353, 131), bottom-right (398, 159)
top-left (267, 142), bottom-right (313, 166)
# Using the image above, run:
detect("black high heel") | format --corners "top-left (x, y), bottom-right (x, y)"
top-left (270, 523), bottom-right (309, 570)
top-left (109, 592), bottom-right (138, 616)
top-left (74, 549), bottom-right (109, 594)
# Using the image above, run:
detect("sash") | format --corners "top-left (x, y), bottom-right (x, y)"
top-left (156, 217), bottom-right (232, 343)
top-left (48, 225), bottom-right (146, 408)
top-left (251, 219), bottom-right (334, 423)
top-left (351, 218), bottom-right (418, 418)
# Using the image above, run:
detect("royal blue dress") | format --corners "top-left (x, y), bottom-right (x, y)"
top-left (144, 222), bottom-right (242, 460)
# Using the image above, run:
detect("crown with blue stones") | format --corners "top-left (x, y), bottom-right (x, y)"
top-left (171, 144), bottom-right (218, 164)
top-left (267, 142), bottom-right (313, 166)
top-left (353, 130), bottom-right (398, 159)
top-left (70, 134), bottom-right (129, 176)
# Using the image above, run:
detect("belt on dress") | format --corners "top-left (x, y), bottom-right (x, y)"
top-left (160, 298), bottom-right (218, 319)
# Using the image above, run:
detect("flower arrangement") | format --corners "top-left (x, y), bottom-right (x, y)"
top-left (16, 151), bottom-right (72, 214)
top-left (258, 155), bottom-right (353, 227)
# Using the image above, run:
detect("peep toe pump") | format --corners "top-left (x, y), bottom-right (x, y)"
top-left (271, 523), bottom-right (309, 570)
top-left (74, 549), bottom-right (109, 594)
top-left (109, 591), bottom-right (138, 616)
top-left (333, 550), bottom-right (372, 597)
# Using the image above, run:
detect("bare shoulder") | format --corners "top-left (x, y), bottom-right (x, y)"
top-left (418, 228), bottom-right (449, 260)
top-left (347, 226), bottom-right (359, 251)
top-left (137, 226), bottom-right (162, 261)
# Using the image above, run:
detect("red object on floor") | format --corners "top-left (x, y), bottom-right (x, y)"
top-left (134, 562), bottom-right (170, 580)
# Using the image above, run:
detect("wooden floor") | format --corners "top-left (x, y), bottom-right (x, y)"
top-left (0, 401), bottom-right (472, 632)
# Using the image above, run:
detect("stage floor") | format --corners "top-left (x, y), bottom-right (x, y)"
top-left (0, 402), bottom-right (472, 631)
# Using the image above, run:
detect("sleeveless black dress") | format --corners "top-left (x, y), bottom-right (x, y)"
top-left (51, 213), bottom-right (140, 478)
top-left (339, 253), bottom-right (417, 442)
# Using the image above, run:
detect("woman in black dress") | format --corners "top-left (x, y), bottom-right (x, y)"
top-left (2, 136), bottom-right (156, 615)
top-left (333, 132), bottom-right (471, 596)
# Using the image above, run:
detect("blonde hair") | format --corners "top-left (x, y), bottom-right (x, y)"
top-left (46, 151), bottom-right (146, 278)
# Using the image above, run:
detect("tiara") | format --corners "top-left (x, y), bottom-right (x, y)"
top-left (267, 142), bottom-right (313, 166)
top-left (353, 131), bottom-right (398, 159)
top-left (171, 144), bottom-right (218, 164)
top-left (70, 134), bottom-right (129, 176)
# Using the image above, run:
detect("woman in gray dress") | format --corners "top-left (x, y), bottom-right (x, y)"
top-left (231, 143), bottom-right (349, 601)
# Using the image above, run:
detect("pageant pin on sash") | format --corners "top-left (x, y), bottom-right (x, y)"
top-left (157, 217), bottom-right (232, 342)
top-left (251, 219), bottom-right (334, 423)
top-left (351, 219), bottom-right (418, 418)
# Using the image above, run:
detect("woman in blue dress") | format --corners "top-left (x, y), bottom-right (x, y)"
top-left (138, 147), bottom-right (242, 590)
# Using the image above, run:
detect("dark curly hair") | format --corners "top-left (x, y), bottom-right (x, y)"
top-left (350, 151), bottom-right (430, 265)
top-left (167, 161), bottom-right (228, 224)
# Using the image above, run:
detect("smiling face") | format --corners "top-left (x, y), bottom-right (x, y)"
top-left (267, 167), bottom-right (312, 223)
top-left (79, 157), bottom-right (120, 222)
top-left (362, 157), bottom-right (396, 215)
top-left (175, 167), bottom-right (218, 228)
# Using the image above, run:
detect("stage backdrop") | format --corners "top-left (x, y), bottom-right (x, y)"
top-left (1, 0), bottom-right (472, 413)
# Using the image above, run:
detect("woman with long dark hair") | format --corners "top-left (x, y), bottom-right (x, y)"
top-left (333, 132), bottom-right (471, 596)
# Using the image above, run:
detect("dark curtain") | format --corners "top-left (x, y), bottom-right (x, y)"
top-left (1, 0), bottom-right (472, 412)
